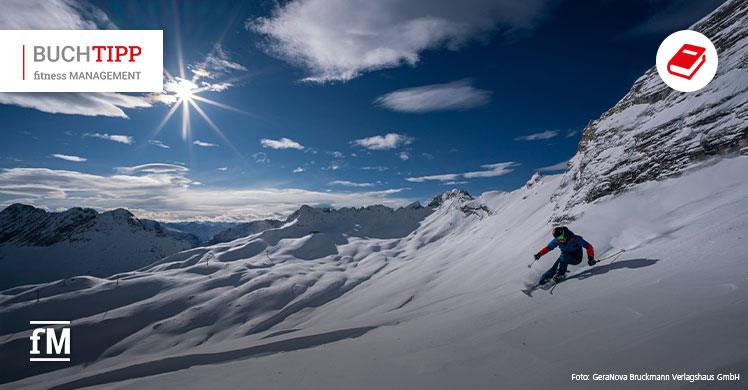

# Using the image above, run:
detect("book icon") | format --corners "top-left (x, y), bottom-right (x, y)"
top-left (667, 44), bottom-right (706, 80)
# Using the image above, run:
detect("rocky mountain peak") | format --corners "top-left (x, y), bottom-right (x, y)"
top-left (428, 189), bottom-right (473, 208)
top-left (552, 0), bottom-right (748, 221)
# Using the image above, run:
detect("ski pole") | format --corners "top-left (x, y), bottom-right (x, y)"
top-left (527, 257), bottom-right (539, 268)
top-left (595, 249), bottom-right (625, 263)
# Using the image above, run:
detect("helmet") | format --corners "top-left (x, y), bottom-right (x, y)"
top-left (552, 226), bottom-right (566, 242)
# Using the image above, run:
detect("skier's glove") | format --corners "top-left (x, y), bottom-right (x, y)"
top-left (588, 257), bottom-right (596, 266)
top-left (533, 253), bottom-right (541, 261)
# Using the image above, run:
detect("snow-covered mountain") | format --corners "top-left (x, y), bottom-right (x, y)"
top-left (160, 221), bottom-right (240, 244)
top-left (0, 204), bottom-right (199, 290)
top-left (0, 1), bottom-right (747, 389)
top-left (207, 219), bottom-right (283, 245)
top-left (553, 0), bottom-right (748, 220)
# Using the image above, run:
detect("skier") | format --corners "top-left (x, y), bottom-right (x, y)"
top-left (534, 226), bottom-right (595, 285)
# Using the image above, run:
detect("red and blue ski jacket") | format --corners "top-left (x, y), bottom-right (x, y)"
top-left (537, 227), bottom-right (594, 259)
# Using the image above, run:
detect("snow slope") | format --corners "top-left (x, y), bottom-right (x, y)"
top-left (0, 205), bottom-right (199, 290)
top-left (1, 155), bottom-right (746, 389)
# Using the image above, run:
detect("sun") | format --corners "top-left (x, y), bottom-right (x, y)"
top-left (173, 79), bottom-right (197, 101)
top-left (148, 11), bottom-right (253, 158)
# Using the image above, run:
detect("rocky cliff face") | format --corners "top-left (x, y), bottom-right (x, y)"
top-left (552, 0), bottom-right (748, 221)
top-left (0, 204), bottom-right (199, 289)
top-left (0, 204), bottom-right (199, 247)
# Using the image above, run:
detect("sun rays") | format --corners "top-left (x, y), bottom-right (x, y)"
top-left (148, 8), bottom-right (253, 160)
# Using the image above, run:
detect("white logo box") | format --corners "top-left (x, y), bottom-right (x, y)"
top-left (0, 30), bottom-right (163, 92)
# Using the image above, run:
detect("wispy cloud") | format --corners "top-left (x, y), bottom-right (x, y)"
top-left (217, 167), bottom-right (228, 171)
top-left (328, 180), bottom-right (376, 188)
top-left (0, 0), bottom-right (115, 29)
top-left (190, 43), bottom-right (247, 79)
top-left (538, 160), bottom-right (569, 172)
top-left (115, 163), bottom-right (188, 174)
top-left (375, 80), bottom-right (491, 113)
top-left (83, 132), bottom-right (133, 145)
top-left (51, 153), bottom-right (87, 162)
top-left (252, 152), bottom-right (270, 164)
top-left (0, 93), bottom-right (153, 118)
top-left (249, 0), bottom-right (551, 82)
top-left (148, 139), bottom-right (171, 149)
top-left (463, 162), bottom-right (517, 178)
top-left (0, 167), bottom-right (411, 221)
top-left (193, 140), bottom-right (218, 148)
top-left (323, 161), bottom-right (342, 171)
top-left (406, 173), bottom-right (460, 183)
top-left (293, 167), bottom-right (304, 173)
top-left (398, 151), bottom-right (410, 161)
top-left (406, 162), bottom-right (518, 182)
top-left (514, 130), bottom-right (559, 141)
top-left (261, 137), bottom-right (304, 150)
top-left (361, 166), bottom-right (389, 172)
top-left (353, 133), bottom-right (413, 150)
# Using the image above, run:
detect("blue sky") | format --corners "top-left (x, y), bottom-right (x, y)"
top-left (0, 0), bottom-right (725, 220)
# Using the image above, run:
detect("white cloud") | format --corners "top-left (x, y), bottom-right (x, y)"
top-left (261, 137), bottom-right (305, 150)
top-left (538, 160), bottom-right (568, 172)
top-left (398, 151), bottom-right (410, 161)
top-left (353, 133), bottom-right (413, 150)
top-left (323, 161), bottom-right (341, 171)
top-left (328, 180), bottom-right (377, 188)
top-left (406, 173), bottom-right (460, 183)
top-left (51, 153), bottom-right (87, 162)
top-left (193, 140), bottom-right (218, 148)
top-left (463, 162), bottom-right (517, 178)
top-left (361, 166), bottom-right (389, 172)
top-left (0, 93), bottom-right (153, 118)
top-left (217, 167), bottom-right (228, 171)
top-left (514, 130), bottom-right (559, 141)
top-left (148, 139), bottom-right (171, 149)
top-left (249, 0), bottom-right (550, 82)
top-left (252, 152), bottom-right (270, 164)
top-left (0, 167), bottom-right (411, 221)
top-left (83, 132), bottom-right (133, 145)
top-left (115, 163), bottom-right (189, 174)
top-left (293, 167), bottom-right (305, 173)
top-left (190, 44), bottom-right (247, 79)
top-left (375, 80), bottom-right (491, 113)
top-left (406, 161), bottom-right (518, 182)
top-left (0, 0), bottom-right (115, 29)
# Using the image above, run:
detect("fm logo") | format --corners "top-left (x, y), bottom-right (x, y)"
top-left (29, 321), bottom-right (71, 362)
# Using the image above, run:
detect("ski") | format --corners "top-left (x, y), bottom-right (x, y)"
top-left (521, 281), bottom-right (553, 297)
